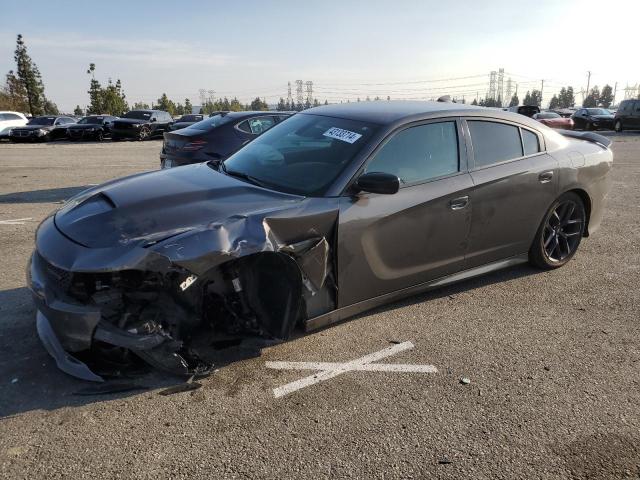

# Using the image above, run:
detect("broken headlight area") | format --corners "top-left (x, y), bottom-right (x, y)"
top-left (34, 247), bottom-right (333, 381)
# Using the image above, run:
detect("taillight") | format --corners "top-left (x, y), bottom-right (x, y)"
top-left (182, 139), bottom-right (207, 151)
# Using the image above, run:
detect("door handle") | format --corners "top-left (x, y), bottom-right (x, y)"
top-left (450, 196), bottom-right (469, 210)
top-left (539, 171), bottom-right (554, 183)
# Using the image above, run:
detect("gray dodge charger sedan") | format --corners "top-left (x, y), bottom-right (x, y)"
top-left (27, 101), bottom-right (613, 381)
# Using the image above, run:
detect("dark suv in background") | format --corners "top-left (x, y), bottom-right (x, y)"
top-left (112, 110), bottom-right (172, 141)
top-left (571, 108), bottom-right (614, 130)
top-left (160, 111), bottom-right (293, 168)
top-left (614, 99), bottom-right (640, 132)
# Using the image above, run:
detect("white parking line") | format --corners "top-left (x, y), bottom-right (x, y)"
top-left (266, 341), bottom-right (437, 398)
top-left (0, 218), bottom-right (32, 225)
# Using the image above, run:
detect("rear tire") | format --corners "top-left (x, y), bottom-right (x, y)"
top-left (614, 120), bottom-right (623, 133)
top-left (138, 126), bottom-right (151, 141)
top-left (529, 192), bottom-right (586, 270)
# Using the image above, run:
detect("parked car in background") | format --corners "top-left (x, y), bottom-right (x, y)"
top-left (168, 114), bottom-right (205, 131)
top-left (111, 109), bottom-right (172, 141)
top-left (613, 99), bottom-right (640, 132)
top-left (533, 112), bottom-right (574, 130)
top-left (507, 105), bottom-right (540, 117)
top-left (67, 115), bottom-right (118, 141)
top-left (160, 111), bottom-right (293, 169)
top-left (0, 111), bottom-right (28, 140)
top-left (571, 108), bottom-right (614, 131)
top-left (9, 115), bottom-right (75, 142)
top-left (28, 101), bottom-right (613, 380)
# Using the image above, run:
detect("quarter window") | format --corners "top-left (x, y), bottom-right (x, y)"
top-left (468, 121), bottom-right (523, 168)
top-left (365, 121), bottom-right (459, 185)
top-left (239, 116), bottom-right (277, 135)
top-left (522, 129), bottom-right (540, 156)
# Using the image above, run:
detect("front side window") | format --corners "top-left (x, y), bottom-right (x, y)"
top-left (365, 122), bottom-right (459, 185)
top-left (28, 117), bottom-right (55, 126)
top-left (522, 129), bottom-right (540, 156)
top-left (469, 121), bottom-right (523, 168)
top-left (222, 113), bottom-right (378, 196)
top-left (124, 111), bottom-right (152, 120)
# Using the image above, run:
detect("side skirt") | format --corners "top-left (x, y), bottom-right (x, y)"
top-left (304, 254), bottom-right (529, 332)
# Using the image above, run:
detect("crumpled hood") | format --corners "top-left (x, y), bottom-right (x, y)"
top-left (54, 163), bottom-right (304, 249)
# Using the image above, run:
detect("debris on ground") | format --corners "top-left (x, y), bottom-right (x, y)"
top-left (438, 457), bottom-right (453, 465)
top-left (158, 382), bottom-right (202, 396)
top-left (460, 377), bottom-right (471, 385)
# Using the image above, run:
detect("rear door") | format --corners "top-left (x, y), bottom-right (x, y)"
top-left (337, 119), bottom-right (474, 307)
top-left (463, 119), bottom-right (558, 268)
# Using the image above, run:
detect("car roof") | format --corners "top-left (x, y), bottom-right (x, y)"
top-left (299, 100), bottom-right (543, 128)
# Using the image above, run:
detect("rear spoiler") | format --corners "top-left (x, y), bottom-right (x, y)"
top-left (558, 130), bottom-right (612, 149)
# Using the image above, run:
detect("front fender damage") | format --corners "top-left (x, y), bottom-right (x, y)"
top-left (30, 203), bottom-right (338, 381)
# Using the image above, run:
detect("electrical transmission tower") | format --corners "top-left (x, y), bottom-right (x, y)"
top-left (305, 81), bottom-right (313, 104)
top-left (624, 84), bottom-right (638, 100)
top-left (295, 80), bottom-right (304, 105)
top-left (505, 77), bottom-right (513, 104)
top-left (488, 71), bottom-right (497, 101)
top-left (497, 68), bottom-right (504, 105)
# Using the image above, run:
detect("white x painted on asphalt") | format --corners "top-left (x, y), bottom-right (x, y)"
top-left (266, 341), bottom-right (437, 398)
top-left (0, 218), bottom-right (32, 225)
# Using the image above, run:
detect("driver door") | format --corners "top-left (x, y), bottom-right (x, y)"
top-left (337, 119), bottom-right (473, 307)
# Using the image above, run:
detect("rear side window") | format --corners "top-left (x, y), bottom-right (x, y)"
top-left (635, 101), bottom-right (640, 112)
top-left (238, 116), bottom-right (276, 135)
top-left (522, 129), bottom-right (540, 156)
top-left (469, 121), bottom-right (523, 168)
top-left (365, 121), bottom-right (459, 185)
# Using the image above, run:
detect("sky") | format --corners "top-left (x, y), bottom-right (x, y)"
top-left (1, 0), bottom-right (638, 112)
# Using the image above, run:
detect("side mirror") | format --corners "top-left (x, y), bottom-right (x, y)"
top-left (150, 117), bottom-right (157, 122)
top-left (355, 172), bottom-right (400, 195)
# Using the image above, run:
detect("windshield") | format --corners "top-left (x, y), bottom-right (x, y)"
top-left (27, 117), bottom-right (56, 126)
top-left (586, 108), bottom-right (611, 115)
top-left (221, 113), bottom-right (379, 196)
top-left (78, 116), bottom-right (104, 124)
top-left (123, 111), bottom-right (152, 120)
top-left (536, 112), bottom-right (560, 119)
top-left (186, 113), bottom-right (234, 131)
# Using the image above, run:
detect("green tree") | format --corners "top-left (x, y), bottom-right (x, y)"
top-left (184, 98), bottom-right (193, 114)
top-left (250, 97), bottom-right (268, 111)
top-left (599, 84), bottom-right (614, 108)
top-left (42, 97), bottom-right (59, 114)
top-left (276, 97), bottom-right (287, 111)
top-left (229, 97), bottom-right (244, 111)
top-left (471, 98), bottom-right (478, 106)
top-left (155, 93), bottom-right (176, 114)
top-left (583, 86), bottom-right (600, 108)
top-left (0, 71), bottom-right (29, 112)
top-left (549, 95), bottom-right (560, 109)
top-left (324, 100), bottom-right (329, 105)
top-left (558, 86), bottom-right (575, 108)
top-left (101, 79), bottom-right (128, 115)
top-left (509, 94), bottom-right (519, 107)
top-left (13, 34), bottom-right (48, 115)
top-left (529, 89), bottom-right (542, 107)
top-left (86, 63), bottom-right (103, 113)
top-left (74, 105), bottom-right (84, 116)
top-left (132, 101), bottom-right (150, 110)
top-left (523, 91), bottom-right (532, 105)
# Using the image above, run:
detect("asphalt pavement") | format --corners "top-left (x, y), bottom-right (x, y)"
top-left (0, 136), bottom-right (638, 479)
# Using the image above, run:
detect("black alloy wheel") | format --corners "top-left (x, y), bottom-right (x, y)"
top-left (530, 192), bottom-right (586, 269)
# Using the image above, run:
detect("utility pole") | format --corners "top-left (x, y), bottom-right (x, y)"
top-left (585, 71), bottom-right (591, 102)
top-left (540, 79), bottom-right (544, 107)
top-left (613, 82), bottom-right (618, 107)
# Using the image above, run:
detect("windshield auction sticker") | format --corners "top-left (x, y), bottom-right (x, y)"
top-left (323, 127), bottom-right (363, 144)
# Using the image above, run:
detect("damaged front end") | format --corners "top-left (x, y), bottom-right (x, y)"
top-left (28, 166), bottom-right (339, 381)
